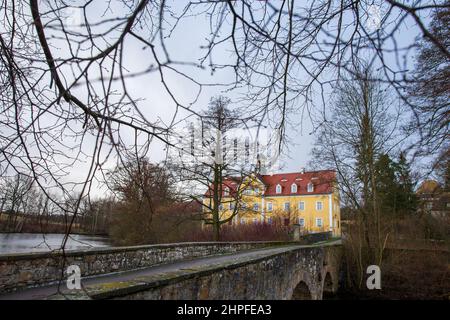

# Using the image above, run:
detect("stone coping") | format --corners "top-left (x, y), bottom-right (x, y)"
top-left (0, 241), bottom-right (304, 261)
top-left (63, 240), bottom-right (342, 300)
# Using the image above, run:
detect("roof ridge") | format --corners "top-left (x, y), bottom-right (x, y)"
top-left (260, 169), bottom-right (335, 176)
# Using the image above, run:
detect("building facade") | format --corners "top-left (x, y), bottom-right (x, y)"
top-left (416, 180), bottom-right (450, 217)
top-left (203, 170), bottom-right (341, 236)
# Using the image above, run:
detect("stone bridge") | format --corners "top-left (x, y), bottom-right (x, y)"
top-left (0, 234), bottom-right (342, 300)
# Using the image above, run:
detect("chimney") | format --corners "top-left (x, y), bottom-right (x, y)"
top-left (300, 167), bottom-right (305, 174)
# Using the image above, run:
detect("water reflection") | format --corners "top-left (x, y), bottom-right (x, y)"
top-left (0, 233), bottom-right (110, 254)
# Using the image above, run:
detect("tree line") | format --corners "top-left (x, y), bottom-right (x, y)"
top-left (0, 1), bottom-right (448, 249)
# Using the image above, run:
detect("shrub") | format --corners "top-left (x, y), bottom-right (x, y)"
top-left (182, 222), bottom-right (291, 242)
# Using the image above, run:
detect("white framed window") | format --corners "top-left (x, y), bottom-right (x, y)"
top-left (284, 202), bottom-right (290, 211)
top-left (241, 202), bottom-right (247, 209)
top-left (240, 218), bottom-right (246, 224)
top-left (224, 187), bottom-right (230, 197)
top-left (229, 202), bottom-right (235, 210)
top-left (307, 182), bottom-right (314, 192)
top-left (316, 201), bottom-right (323, 211)
top-left (267, 217), bottom-right (273, 224)
top-left (253, 203), bottom-right (259, 211)
top-left (267, 202), bottom-right (273, 212)
top-left (253, 218), bottom-right (258, 224)
top-left (298, 201), bottom-right (305, 211)
top-left (291, 183), bottom-right (298, 193)
top-left (316, 218), bottom-right (323, 227)
top-left (298, 218), bottom-right (305, 227)
top-left (254, 188), bottom-right (259, 194)
top-left (244, 189), bottom-right (252, 195)
top-left (276, 184), bottom-right (282, 194)
top-left (219, 204), bottom-right (223, 211)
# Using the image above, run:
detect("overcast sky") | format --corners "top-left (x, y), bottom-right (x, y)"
top-left (37, 1), bottom-right (427, 197)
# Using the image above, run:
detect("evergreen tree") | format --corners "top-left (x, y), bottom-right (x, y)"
top-left (375, 154), bottom-right (399, 216)
top-left (375, 152), bottom-right (418, 218)
top-left (395, 152), bottom-right (418, 216)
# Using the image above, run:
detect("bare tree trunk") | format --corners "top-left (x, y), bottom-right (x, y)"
top-left (212, 162), bottom-right (221, 241)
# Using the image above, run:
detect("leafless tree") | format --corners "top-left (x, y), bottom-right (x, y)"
top-left (310, 64), bottom-right (401, 285)
top-left (105, 157), bottom-right (176, 244)
top-left (407, 2), bottom-right (449, 173)
top-left (0, 174), bottom-right (37, 232)
top-left (0, 0), bottom-right (448, 246)
top-left (169, 96), bottom-right (261, 240)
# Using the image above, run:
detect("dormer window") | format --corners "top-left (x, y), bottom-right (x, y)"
top-left (291, 183), bottom-right (298, 193)
top-left (224, 187), bottom-right (230, 197)
top-left (307, 182), bottom-right (314, 192)
top-left (276, 184), bottom-right (282, 194)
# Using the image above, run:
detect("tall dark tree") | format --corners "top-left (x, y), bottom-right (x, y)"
top-left (375, 154), bottom-right (399, 216)
top-left (408, 3), bottom-right (450, 158)
top-left (395, 152), bottom-right (418, 216)
top-left (375, 153), bottom-right (417, 218)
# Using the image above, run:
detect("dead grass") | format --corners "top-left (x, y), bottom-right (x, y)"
top-left (340, 215), bottom-right (450, 300)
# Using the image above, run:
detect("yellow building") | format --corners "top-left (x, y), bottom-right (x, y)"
top-left (204, 170), bottom-right (341, 236)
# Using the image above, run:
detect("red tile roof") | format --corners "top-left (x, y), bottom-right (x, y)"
top-left (204, 170), bottom-right (335, 197)
top-left (260, 170), bottom-right (335, 196)
top-left (204, 177), bottom-right (241, 197)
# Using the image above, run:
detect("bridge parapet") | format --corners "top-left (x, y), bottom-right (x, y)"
top-left (0, 232), bottom-right (332, 294)
top-left (61, 241), bottom-right (342, 300)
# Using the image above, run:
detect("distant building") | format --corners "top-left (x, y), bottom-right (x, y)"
top-left (203, 170), bottom-right (341, 236)
top-left (416, 180), bottom-right (450, 217)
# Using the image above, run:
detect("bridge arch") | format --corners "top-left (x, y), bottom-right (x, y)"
top-left (291, 280), bottom-right (312, 300)
top-left (323, 272), bottom-right (333, 293)
top-left (321, 267), bottom-right (341, 299)
top-left (321, 272), bottom-right (334, 299)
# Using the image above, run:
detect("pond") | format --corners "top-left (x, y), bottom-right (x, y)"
top-left (0, 233), bottom-right (110, 254)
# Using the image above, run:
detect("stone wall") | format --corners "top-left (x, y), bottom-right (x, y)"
top-left (0, 232), bottom-right (331, 293)
top-left (81, 244), bottom-right (343, 300)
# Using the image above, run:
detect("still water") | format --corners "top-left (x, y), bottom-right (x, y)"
top-left (0, 233), bottom-right (110, 254)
